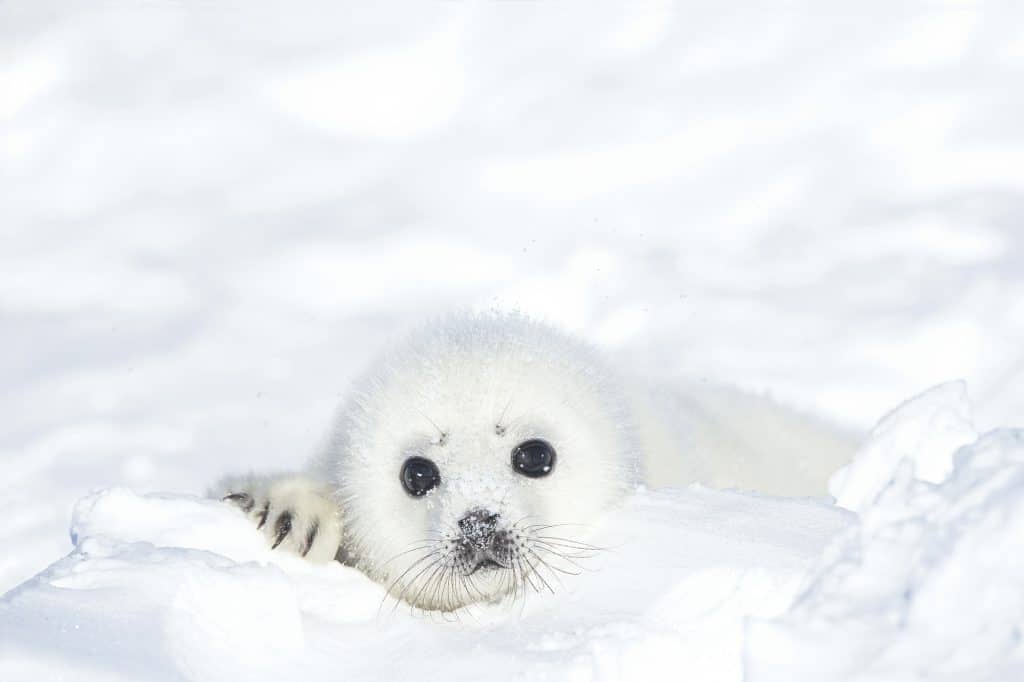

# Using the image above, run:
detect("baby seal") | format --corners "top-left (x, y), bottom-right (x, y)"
top-left (216, 312), bottom-right (637, 611)
top-left (216, 311), bottom-right (857, 610)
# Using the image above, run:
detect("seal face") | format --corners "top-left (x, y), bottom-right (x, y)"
top-left (322, 312), bottom-right (638, 611)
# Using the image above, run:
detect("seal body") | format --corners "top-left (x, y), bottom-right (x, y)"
top-left (215, 311), bottom-right (854, 611)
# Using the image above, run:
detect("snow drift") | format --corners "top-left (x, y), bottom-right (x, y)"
top-left (2, 383), bottom-right (1021, 680)
top-left (748, 382), bottom-right (1024, 681)
top-left (1, 486), bottom-right (849, 682)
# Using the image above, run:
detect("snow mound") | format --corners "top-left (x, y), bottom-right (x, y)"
top-left (3, 383), bottom-right (1022, 681)
top-left (1, 487), bottom-right (848, 681)
top-left (747, 382), bottom-right (1024, 680)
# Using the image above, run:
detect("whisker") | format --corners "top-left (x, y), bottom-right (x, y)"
top-left (530, 535), bottom-right (600, 549)
top-left (518, 554), bottom-right (541, 595)
top-left (379, 542), bottom-right (442, 569)
top-left (529, 540), bottom-right (601, 560)
top-left (390, 556), bottom-right (443, 615)
top-left (512, 555), bottom-right (527, 603)
top-left (415, 408), bottom-right (446, 443)
top-left (378, 550), bottom-right (438, 615)
top-left (522, 522), bottom-right (592, 532)
top-left (515, 557), bottom-right (533, 616)
top-left (520, 549), bottom-right (557, 594)
top-left (429, 566), bottom-right (450, 618)
top-left (407, 561), bottom-right (449, 612)
top-left (497, 397), bottom-right (513, 427)
top-left (530, 542), bottom-right (591, 569)
top-left (528, 545), bottom-right (587, 575)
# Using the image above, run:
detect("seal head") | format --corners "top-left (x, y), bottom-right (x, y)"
top-left (322, 312), bottom-right (638, 611)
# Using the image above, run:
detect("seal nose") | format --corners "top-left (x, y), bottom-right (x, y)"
top-left (457, 508), bottom-right (499, 548)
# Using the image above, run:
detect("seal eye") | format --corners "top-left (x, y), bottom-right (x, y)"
top-left (511, 439), bottom-right (556, 478)
top-left (400, 456), bottom-right (441, 497)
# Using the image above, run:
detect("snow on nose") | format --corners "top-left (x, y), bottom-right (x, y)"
top-left (457, 507), bottom-right (499, 549)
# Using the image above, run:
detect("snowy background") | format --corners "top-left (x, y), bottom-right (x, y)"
top-left (2, 1), bottom-right (1023, 679)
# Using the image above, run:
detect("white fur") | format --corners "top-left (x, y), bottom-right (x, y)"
top-left (313, 312), bottom-right (636, 610)
top-left (212, 473), bottom-right (342, 563)
top-left (216, 311), bottom-right (856, 611)
top-left (633, 381), bottom-right (858, 496)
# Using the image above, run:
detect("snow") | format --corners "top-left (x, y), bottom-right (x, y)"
top-left (4, 386), bottom-right (1024, 680)
top-left (748, 387), bottom-right (1024, 681)
top-left (827, 381), bottom-right (978, 514)
top-left (3, 1), bottom-right (1024, 680)
top-left (1, 485), bottom-right (851, 681)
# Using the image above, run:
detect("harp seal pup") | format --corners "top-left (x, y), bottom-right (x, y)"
top-left (214, 311), bottom-right (855, 611)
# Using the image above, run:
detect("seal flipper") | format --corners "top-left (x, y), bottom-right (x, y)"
top-left (212, 473), bottom-right (344, 563)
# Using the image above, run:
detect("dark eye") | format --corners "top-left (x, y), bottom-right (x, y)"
top-left (511, 439), bottom-right (556, 478)
top-left (400, 456), bottom-right (441, 497)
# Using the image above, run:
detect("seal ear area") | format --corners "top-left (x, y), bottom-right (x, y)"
top-left (216, 473), bottom-right (344, 563)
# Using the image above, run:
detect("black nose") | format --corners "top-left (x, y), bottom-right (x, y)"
top-left (458, 508), bottom-right (499, 546)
